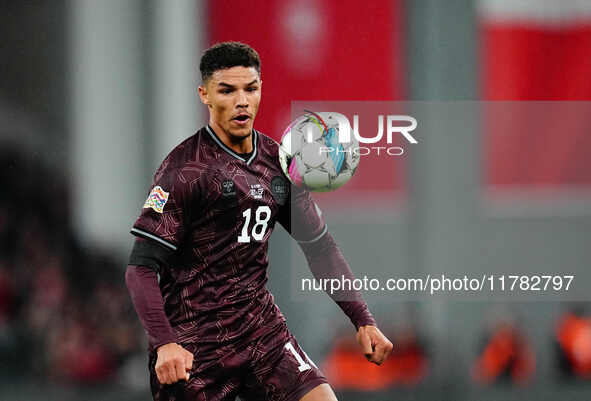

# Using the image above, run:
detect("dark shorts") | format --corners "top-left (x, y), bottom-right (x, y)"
top-left (149, 323), bottom-right (328, 401)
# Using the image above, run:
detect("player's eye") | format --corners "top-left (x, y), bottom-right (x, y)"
top-left (246, 87), bottom-right (258, 92)
top-left (219, 88), bottom-right (233, 94)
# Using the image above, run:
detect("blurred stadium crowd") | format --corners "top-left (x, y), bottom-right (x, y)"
top-left (0, 147), bottom-right (144, 383)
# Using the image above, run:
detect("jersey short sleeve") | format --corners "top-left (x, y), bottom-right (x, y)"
top-left (131, 168), bottom-right (195, 252)
top-left (278, 185), bottom-right (327, 243)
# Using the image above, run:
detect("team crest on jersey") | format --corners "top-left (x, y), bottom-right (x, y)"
top-left (143, 185), bottom-right (169, 213)
top-left (250, 184), bottom-right (264, 199)
top-left (271, 176), bottom-right (289, 206)
top-left (222, 179), bottom-right (236, 198)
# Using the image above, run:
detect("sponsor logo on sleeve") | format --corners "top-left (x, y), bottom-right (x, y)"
top-left (143, 185), bottom-right (169, 213)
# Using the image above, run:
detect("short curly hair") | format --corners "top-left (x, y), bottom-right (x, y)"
top-left (199, 42), bottom-right (261, 83)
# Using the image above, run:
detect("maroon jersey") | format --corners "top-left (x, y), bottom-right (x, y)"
top-left (131, 126), bottom-right (325, 360)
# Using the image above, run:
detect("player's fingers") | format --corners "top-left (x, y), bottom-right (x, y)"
top-left (358, 332), bottom-right (373, 357)
top-left (174, 358), bottom-right (187, 382)
top-left (164, 361), bottom-right (177, 384)
top-left (371, 342), bottom-right (388, 365)
top-left (156, 364), bottom-right (169, 385)
top-left (184, 350), bottom-right (194, 371)
top-left (166, 364), bottom-right (175, 384)
top-left (371, 339), bottom-right (394, 365)
top-left (383, 340), bottom-right (394, 359)
top-left (155, 368), bottom-right (163, 384)
top-left (184, 351), bottom-right (194, 380)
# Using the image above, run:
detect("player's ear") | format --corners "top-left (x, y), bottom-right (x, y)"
top-left (198, 85), bottom-right (210, 106)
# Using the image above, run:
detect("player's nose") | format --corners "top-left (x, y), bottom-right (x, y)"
top-left (236, 90), bottom-right (248, 107)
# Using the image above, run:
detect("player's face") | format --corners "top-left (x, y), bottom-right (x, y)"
top-left (199, 66), bottom-right (261, 142)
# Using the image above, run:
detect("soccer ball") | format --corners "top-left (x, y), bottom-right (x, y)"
top-left (278, 112), bottom-right (360, 192)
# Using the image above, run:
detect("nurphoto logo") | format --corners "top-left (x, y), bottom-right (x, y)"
top-left (309, 111), bottom-right (418, 156)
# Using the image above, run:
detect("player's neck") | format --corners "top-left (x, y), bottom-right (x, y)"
top-left (208, 122), bottom-right (253, 154)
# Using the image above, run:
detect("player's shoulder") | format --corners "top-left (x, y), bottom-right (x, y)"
top-left (154, 128), bottom-right (209, 182)
top-left (255, 129), bottom-right (281, 157)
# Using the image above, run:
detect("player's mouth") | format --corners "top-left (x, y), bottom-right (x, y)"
top-left (231, 113), bottom-right (251, 126)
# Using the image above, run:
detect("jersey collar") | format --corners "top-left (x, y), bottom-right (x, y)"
top-left (205, 125), bottom-right (258, 165)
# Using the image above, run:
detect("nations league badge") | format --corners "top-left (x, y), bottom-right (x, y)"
top-left (143, 185), bottom-right (169, 214)
top-left (271, 176), bottom-right (289, 206)
top-left (222, 179), bottom-right (236, 198)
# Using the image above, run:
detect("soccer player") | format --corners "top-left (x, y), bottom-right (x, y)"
top-left (125, 42), bottom-right (393, 401)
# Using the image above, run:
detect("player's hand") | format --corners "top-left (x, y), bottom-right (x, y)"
top-left (356, 325), bottom-right (393, 365)
top-left (155, 342), bottom-right (194, 385)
